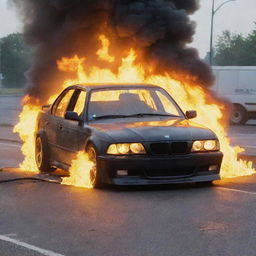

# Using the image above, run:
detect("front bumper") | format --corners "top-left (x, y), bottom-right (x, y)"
top-left (97, 152), bottom-right (223, 185)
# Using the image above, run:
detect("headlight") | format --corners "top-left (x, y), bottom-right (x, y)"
top-left (130, 143), bottom-right (145, 154)
top-left (117, 144), bottom-right (130, 154)
top-left (192, 141), bottom-right (203, 152)
top-left (107, 143), bottom-right (146, 155)
top-left (191, 140), bottom-right (220, 152)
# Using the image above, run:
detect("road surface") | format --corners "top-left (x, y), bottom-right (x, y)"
top-left (1, 133), bottom-right (256, 256)
top-left (0, 95), bottom-right (256, 256)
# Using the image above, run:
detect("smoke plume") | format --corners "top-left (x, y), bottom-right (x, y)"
top-left (9, 0), bottom-right (213, 103)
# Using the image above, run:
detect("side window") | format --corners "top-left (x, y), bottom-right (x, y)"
top-left (54, 89), bottom-right (74, 118)
top-left (73, 90), bottom-right (86, 116)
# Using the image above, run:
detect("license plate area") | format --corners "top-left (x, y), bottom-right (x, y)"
top-left (145, 158), bottom-right (195, 179)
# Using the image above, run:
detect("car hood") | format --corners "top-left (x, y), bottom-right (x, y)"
top-left (89, 118), bottom-right (217, 142)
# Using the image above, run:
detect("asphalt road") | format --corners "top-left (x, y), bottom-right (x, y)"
top-left (1, 95), bottom-right (256, 256)
top-left (0, 96), bottom-right (22, 127)
top-left (1, 133), bottom-right (256, 255)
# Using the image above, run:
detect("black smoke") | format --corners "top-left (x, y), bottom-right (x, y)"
top-left (9, 0), bottom-right (214, 103)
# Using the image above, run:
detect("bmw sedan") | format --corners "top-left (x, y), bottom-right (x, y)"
top-left (35, 84), bottom-right (223, 188)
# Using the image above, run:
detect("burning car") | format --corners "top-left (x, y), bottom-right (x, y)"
top-left (35, 84), bottom-right (223, 188)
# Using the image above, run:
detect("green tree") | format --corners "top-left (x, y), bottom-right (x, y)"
top-left (0, 33), bottom-right (32, 88)
top-left (245, 27), bottom-right (256, 64)
top-left (213, 25), bottom-right (256, 66)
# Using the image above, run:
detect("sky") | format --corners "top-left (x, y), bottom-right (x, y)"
top-left (0, 0), bottom-right (256, 58)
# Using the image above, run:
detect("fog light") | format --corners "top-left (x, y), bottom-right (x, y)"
top-left (117, 170), bottom-right (128, 176)
top-left (209, 165), bottom-right (218, 171)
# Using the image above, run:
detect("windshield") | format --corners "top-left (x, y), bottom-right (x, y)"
top-left (88, 87), bottom-right (184, 121)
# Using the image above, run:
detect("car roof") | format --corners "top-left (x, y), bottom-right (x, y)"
top-left (66, 83), bottom-right (161, 91)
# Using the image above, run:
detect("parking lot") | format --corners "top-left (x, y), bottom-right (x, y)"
top-left (0, 95), bottom-right (256, 256)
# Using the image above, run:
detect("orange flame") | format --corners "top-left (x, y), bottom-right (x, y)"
top-left (14, 34), bottom-right (255, 187)
top-left (61, 152), bottom-right (94, 188)
top-left (13, 96), bottom-right (41, 172)
top-left (97, 35), bottom-right (115, 63)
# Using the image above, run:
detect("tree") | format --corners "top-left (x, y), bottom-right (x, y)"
top-left (245, 27), bottom-right (256, 64)
top-left (213, 25), bottom-right (256, 66)
top-left (0, 33), bottom-right (32, 88)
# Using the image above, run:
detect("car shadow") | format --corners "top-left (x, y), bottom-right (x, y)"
top-left (105, 182), bottom-right (214, 192)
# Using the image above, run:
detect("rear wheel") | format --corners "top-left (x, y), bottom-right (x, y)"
top-left (35, 135), bottom-right (55, 173)
top-left (231, 104), bottom-right (248, 125)
top-left (87, 144), bottom-right (102, 189)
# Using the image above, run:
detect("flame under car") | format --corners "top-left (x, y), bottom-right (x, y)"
top-left (35, 84), bottom-right (223, 188)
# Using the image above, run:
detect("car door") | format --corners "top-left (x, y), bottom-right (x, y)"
top-left (49, 88), bottom-right (76, 163)
top-left (57, 89), bottom-right (90, 166)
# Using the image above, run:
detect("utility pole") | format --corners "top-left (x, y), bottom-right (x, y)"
top-left (209, 0), bottom-right (236, 66)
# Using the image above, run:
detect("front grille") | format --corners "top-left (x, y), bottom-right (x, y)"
top-left (150, 142), bottom-right (188, 155)
top-left (146, 168), bottom-right (193, 177)
top-left (170, 142), bottom-right (188, 154)
top-left (150, 143), bottom-right (169, 155)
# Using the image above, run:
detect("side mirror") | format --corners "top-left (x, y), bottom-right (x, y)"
top-left (186, 110), bottom-right (197, 119)
top-left (65, 111), bottom-right (82, 122)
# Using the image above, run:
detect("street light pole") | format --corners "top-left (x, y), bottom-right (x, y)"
top-left (209, 0), bottom-right (236, 66)
top-left (209, 0), bottom-right (215, 66)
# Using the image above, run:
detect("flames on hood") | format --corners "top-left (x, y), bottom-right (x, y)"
top-left (9, 0), bottom-right (255, 188)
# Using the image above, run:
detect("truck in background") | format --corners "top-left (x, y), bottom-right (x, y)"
top-left (212, 66), bottom-right (256, 125)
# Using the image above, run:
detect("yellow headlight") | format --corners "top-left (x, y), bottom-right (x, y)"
top-left (106, 144), bottom-right (118, 154)
top-left (204, 140), bottom-right (217, 151)
top-left (117, 144), bottom-right (130, 154)
top-left (192, 140), bottom-right (219, 152)
top-left (130, 143), bottom-right (146, 154)
top-left (107, 143), bottom-right (146, 155)
top-left (192, 141), bottom-right (203, 152)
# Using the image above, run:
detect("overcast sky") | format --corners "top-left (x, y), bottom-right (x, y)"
top-left (1, 0), bottom-right (256, 58)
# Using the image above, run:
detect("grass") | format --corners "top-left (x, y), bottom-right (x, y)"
top-left (0, 88), bottom-right (24, 95)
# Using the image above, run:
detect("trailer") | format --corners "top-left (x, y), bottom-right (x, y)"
top-left (212, 66), bottom-right (256, 125)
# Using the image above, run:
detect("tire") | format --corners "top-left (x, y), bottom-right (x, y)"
top-left (87, 144), bottom-right (102, 189)
top-left (35, 134), bottom-right (55, 173)
top-left (231, 104), bottom-right (248, 125)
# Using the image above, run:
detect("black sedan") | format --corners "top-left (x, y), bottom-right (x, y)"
top-left (35, 84), bottom-right (223, 188)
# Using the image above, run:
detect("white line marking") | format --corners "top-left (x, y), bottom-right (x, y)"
top-left (3, 233), bottom-right (18, 237)
top-left (0, 142), bottom-right (20, 148)
top-left (217, 187), bottom-right (256, 196)
top-left (0, 234), bottom-right (65, 256)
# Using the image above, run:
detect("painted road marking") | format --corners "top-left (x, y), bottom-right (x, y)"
top-left (0, 234), bottom-right (65, 256)
top-left (216, 187), bottom-right (256, 196)
top-left (0, 142), bottom-right (21, 148)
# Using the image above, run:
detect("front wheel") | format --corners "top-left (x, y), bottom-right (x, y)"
top-left (35, 135), bottom-right (55, 173)
top-left (87, 144), bottom-right (102, 189)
